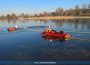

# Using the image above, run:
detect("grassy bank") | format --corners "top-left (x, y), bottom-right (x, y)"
top-left (24, 16), bottom-right (90, 20)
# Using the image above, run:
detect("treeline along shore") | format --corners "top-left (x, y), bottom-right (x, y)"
top-left (0, 4), bottom-right (90, 20)
top-left (24, 16), bottom-right (90, 20)
top-left (0, 16), bottom-right (90, 20)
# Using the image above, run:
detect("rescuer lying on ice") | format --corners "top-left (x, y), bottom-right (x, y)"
top-left (8, 25), bottom-right (18, 32)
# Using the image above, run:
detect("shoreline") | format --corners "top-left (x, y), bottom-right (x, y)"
top-left (24, 16), bottom-right (90, 20)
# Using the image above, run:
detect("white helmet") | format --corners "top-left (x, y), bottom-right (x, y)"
top-left (48, 26), bottom-right (51, 28)
top-left (15, 25), bottom-right (18, 28)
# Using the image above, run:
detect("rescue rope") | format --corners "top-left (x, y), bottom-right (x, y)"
top-left (65, 31), bottom-right (90, 34)
top-left (70, 37), bottom-right (90, 42)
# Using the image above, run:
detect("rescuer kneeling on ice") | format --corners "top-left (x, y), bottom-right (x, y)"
top-left (44, 26), bottom-right (52, 32)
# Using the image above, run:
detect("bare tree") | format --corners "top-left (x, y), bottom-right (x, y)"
top-left (88, 4), bottom-right (90, 9)
top-left (56, 7), bottom-right (64, 16)
top-left (75, 5), bottom-right (79, 9)
top-left (75, 5), bottom-right (81, 16)
top-left (82, 4), bottom-right (87, 9)
top-left (7, 14), bottom-right (12, 20)
top-left (12, 13), bottom-right (18, 20)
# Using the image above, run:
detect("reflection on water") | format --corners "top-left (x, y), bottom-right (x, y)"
top-left (0, 19), bottom-right (90, 61)
top-left (51, 19), bottom-right (90, 31)
top-left (0, 18), bottom-right (90, 31)
top-left (42, 35), bottom-right (66, 42)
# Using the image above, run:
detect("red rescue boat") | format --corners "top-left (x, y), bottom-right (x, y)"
top-left (42, 31), bottom-right (70, 40)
